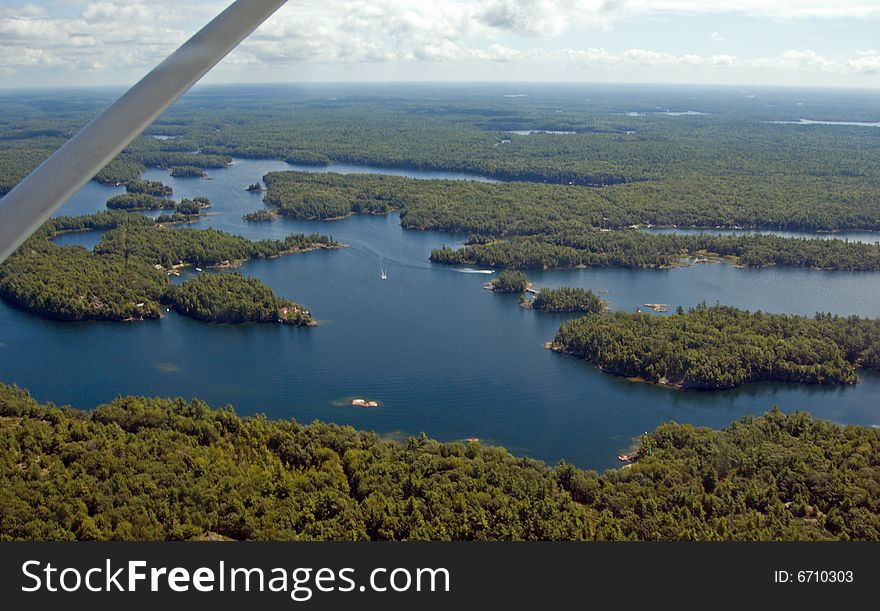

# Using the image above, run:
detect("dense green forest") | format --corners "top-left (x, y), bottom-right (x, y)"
top-left (263, 170), bottom-right (880, 233)
top-left (106, 194), bottom-right (211, 218)
top-left (106, 193), bottom-right (175, 211)
top-left (1, 383), bottom-right (878, 540)
top-left (94, 226), bottom-right (340, 268)
top-left (0, 238), bottom-right (166, 321)
top-left (3, 88), bottom-right (880, 279)
top-left (529, 287), bottom-right (606, 313)
top-left (431, 231), bottom-right (880, 271)
top-left (398, 176), bottom-right (880, 233)
top-left (489, 270), bottom-right (529, 293)
top-left (4, 86), bottom-right (880, 233)
top-left (262, 171), bottom-right (407, 220)
top-left (95, 153), bottom-right (229, 185)
top-left (170, 165), bottom-right (207, 178)
top-left (164, 273), bottom-right (314, 326)
top-left (552, 304), bottom-right (880, 389)
top-left (0, 213), bottom-right (334, 323)
top-left (263, 171), bottom-right (880, 271)
top-left (173, 197), bottom-right (211, 216)
top-left (126, 179), bottom-right (173, 197)
top-left (44, 210), bottom-right (156, 235)
top-left (242, 210), bottom-right (278, 222)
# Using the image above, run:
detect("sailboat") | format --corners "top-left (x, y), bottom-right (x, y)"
top-left (380, 267), bottom-right (387, 280)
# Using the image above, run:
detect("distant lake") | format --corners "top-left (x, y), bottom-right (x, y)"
top-left (766, 119), bottom-right (880, 127)
top-left (658, 110), bottom-right (707, 116)
top-left (281, 161), bottom-right (499, 183)
top-left (4, 158), bottom-right (880, 471)
top-left (508, 130), bottom-right (576, 135)
top-left (641, 226), bottom-right (880, 244)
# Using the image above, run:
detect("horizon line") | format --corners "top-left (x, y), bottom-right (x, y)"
top-left (2, 80), bottom-right (880, 94)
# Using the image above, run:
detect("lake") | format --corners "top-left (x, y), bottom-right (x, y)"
top-left (641, 226), bottom-right (880, 244)
top-left (3, 158), bottom-right (880, 471)
top-left (766, 119), bottom-right (880, 127)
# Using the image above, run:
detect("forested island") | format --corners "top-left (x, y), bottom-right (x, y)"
top-left (170, 165), bottom-right (207, 178)
top-left (1, 383), bottom-right (878, 540)
top-left (488, 270), bottom-right (529, 293)
top-left (0, 213), bottom-right (335, 323)
top-left (430, 231), bottom-right (880, 271)
top-left (0, 233), bottom-right (167, 321)
top-left (528, 287), bottom-right (606, 313)
top-left (97, 153), bottom-right (230, 184)
top-left (94, 225), bottom-right (339, 268)
top-left (164, 273), bottom-right (314, 326)
top-left (242, 210), bottom-right (278, 222)
top-left (262, 171), bottom-right (407, 220)
top-left (126, 179), bottom-right (173, 197)
top-left (108, 190), bottom-right (207, 214)
top-left (552, 304), bottom-right (880, 389)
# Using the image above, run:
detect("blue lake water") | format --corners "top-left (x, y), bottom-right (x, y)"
top-left (3, 158), bottom-right (880, 471)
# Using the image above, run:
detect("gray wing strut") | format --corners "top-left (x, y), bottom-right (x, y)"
top-left (0, 0), bottom-right (289, 262)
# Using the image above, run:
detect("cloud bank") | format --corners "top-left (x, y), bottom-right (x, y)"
top-left (0, 1), bottom-right (878, 86)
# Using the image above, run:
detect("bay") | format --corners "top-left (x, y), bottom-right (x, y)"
top-left (3, 158), bottom-right (880, 471)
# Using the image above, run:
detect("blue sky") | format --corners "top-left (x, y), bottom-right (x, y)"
top-left (1, 1), bottom-right (879, 88)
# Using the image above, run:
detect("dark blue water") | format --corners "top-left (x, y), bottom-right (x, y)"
top-left (4, 158), bottom-right (880, 471)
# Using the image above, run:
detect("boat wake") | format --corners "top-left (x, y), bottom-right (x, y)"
top-left (452, 268), bottom-right (496, 275)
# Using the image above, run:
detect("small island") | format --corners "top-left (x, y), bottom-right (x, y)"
top-left (246, 183), bottom-right (264, 192)
top-left (164, 273), bottom-right (315, 326)
top-left (107, 193), bottom-right (175, 211)
top-left (170, 166), bottom-right (206, 178)
top-left (551, 303), bottom-right (880, 390)
top-left (106, 191), bottom-right (211, 217)
top-left (126, 179), bottom-right (173, 197)
top-left (526, 287), bottom-right (606, 313)
top-left (242, 210), bottom-right (278, 222)
top-left (486, 270), bottom-right (530, 293)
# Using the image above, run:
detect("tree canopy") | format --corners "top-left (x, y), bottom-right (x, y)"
top-left (0, 214), bottom-right (333, 323)
top-left (552, 304), bottom-right (880, 389)
top-left (164, 272), bottom-right (314, 326)
top-left (1, 383), bottom-right (878, 541)
top-left (530, 287), bottom-right (606, 313)
top-left (489, 270), bottom-right (529, 293)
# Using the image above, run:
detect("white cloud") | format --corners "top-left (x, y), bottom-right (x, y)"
top-left (777, 48), bottom-right (835, 70)
top-left (619, 0), bottom-right (880, 19)
top-left (847, 50), bottom-right (880, 74)
top-left (478, 0), bottom-right (616, 35)
top-left (0, 1), bottom-right (879, 86)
